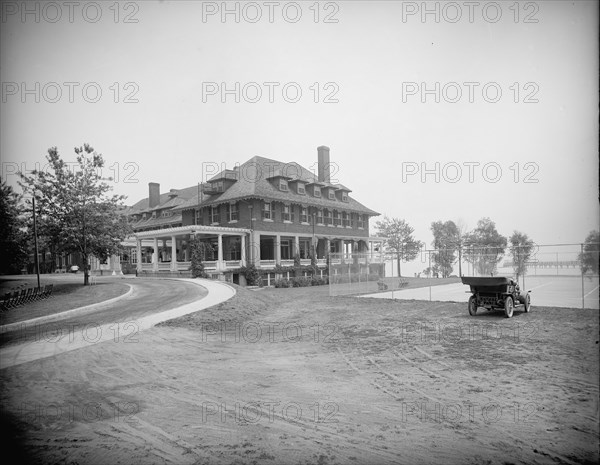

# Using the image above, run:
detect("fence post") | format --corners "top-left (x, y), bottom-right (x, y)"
top-left (580, 243), bottom-right (584, 309)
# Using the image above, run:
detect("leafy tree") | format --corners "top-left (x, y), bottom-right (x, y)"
top-left (579, 230), bottom-right (599, 275)
top-left (375, 217), bottom-right (423, 276)
top-left (0, 181), bottom-right (28, 274)
top-left (430, 220), bottom-right (460, 278)
top-left (19, 144), bottom-right (131, 285)
top-left (463, 218), bottom-right (507, 276)
top-left (509, 231), bottom-right (535, 281)
top-left (189, 237), bottom-right (214, 278)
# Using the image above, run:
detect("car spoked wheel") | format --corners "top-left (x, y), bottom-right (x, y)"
top-left (523, 294), bottom-right (531, 312)
top-left (504, 296), bottom-right (514, 318)
top-left (468, 296), bottom-right (478, 316)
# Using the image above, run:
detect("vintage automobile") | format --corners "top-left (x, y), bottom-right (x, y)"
top-left (461, 276), bottom-right (531, 318)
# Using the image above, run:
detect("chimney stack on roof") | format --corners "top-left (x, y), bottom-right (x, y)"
top-left (317, 146), bottom-right (330, 183)
top-left (149, 182), bottom-right (160, 208)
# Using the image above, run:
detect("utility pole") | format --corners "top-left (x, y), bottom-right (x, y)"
top-left (32, 195), bottom-right (41, 289)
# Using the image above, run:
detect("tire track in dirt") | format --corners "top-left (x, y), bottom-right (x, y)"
top-left (340, 346), bottom-right (586, 465)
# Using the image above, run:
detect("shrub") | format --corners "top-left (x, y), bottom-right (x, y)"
top-left (292, 276), bottom-right (312, 287)
top-left (274, 278), bottom-right (293, 288)
top-left (240, 264), bottom-right (261, 286)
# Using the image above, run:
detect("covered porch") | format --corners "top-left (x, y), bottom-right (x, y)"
top-left (134, 225), bottom-right (251, 274)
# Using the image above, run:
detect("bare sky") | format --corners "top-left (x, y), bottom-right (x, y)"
top-left (1, 0), bottom-right (598, 247)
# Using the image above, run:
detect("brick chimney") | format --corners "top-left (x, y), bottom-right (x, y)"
top-left (148, 182), bottom-right (160, 208)
top-left (317, 146), bottom-right (330, 183)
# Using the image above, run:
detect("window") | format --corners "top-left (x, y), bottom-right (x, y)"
top-left (279, 179), bottom-right (288, 191)
top-left (151, 211), bottom-right (157, 219)
top-left (299, 239), bottom-right (311, 259)
top-left (300, 207), bottom-right (308, 223)
top-left (297, 183), bottom-right (305, 195)
top-left (262, 202), bottom-right (272, 220)
top-left (227, 202), bottom-right (238, 222)
top-left (358, 214), bottom-right (365, 229)
top-left (313, 186), bottom-right (321, 197)
top-left (195, 208), bottom-right (203, 225)
top-left (328, 189), bottom-right (336, 200)
top-left (215, 181), bottom-right (224, 192)
top-left (333, 210), bottom-right (341, 226)
top-left (210, 206), bottom-right (220, 224)
top-left (341, 192), bottom-right (349, 202)
top-left (316, 209), bottom-right (323, 224)
top-left (282, 204), bottom-right (292, 222)
top-left (325, 209), bottom-right (333, 225)
top-left (281, 240), bottom-right (291, 259)
top-left (142, 213), bottom-right (147, 220)
top-left (343, 212), bottom-right (350, 227)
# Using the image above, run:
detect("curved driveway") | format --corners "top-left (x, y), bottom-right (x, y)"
top-left (0, 278), bottom-right (235, 369)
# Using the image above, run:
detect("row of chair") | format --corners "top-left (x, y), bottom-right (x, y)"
top-left (0, 284), bottom-right (54, 311)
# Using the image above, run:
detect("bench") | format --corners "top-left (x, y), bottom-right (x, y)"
top-left (0, 284), bottom-right (55, 310)
top-left (398, 277), bottom-right (409, 288)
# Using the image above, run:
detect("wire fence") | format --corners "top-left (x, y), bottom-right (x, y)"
top-left (328, 243), bottom-right (599, 309)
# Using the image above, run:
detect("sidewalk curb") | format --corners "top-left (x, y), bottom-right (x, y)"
top-left (0, 283), bottom-right (135, 332)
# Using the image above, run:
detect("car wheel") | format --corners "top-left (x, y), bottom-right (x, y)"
top-left (468, 296), bottom-right (478, 316)
top-left (504, 296), bottom-right (514, 318)
top-left (523, 294), bottom-right (531, 312)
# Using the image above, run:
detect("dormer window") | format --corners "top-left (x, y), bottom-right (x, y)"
top-left (152, 211), bottom-right (157, 219)
top-left (313, 186), bottom-right (321, 197)
top-left (279, 179), bottom-right (288, 191)
top-left (341, 192), bottom-right (348, 202)
top-left (297, 183), bottom-right (305, 195)
top-left (328, 189), bottom-right (336, 200)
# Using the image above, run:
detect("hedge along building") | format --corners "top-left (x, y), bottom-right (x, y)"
top-left (123, 146), bottom-right (385, 283)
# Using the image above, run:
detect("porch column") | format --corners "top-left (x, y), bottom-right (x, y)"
top-left (241, 234), bottom-right (247, 267)
top-left (184, 239), bottom-right (189, 261)
top-left (217, 234), bottom-right (224, 270)
top-left (339, 239), bottom-right (345, 263)
top-left (325, 238), bottom-right (330, 259)
top-left (252, 233), bottom-right (260, 264)
top-left (152, 237), bottom-right (159, 271)
top-left (275, 234), bottom-right (281, 265)
top-left (294, 236), bottom-right (300, 258)
top-left (136, 240), bottom-right (142, 273)
top-left (171, 235), bottom-right (178, 271)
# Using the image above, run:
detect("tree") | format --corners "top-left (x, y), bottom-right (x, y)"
top-left (0, 181), bottom-right (28, 274)
top-left (463, 218), bottom-right (507, 276)
top-left (189, 236), bottom-right (214, 278)
top-left (19, 144), bottom-right (131, 285)
top-left (579, 230), bottom-right (599, 275)
top-left (509, 231), bottom-right (535, 281)
top-left (375, 217), bottom-right (423, 276)
top-left (430, 220), bottom-right (460, 278)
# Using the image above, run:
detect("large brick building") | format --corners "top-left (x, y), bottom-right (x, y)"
top-left (120, 146), bottom-right (384, 282)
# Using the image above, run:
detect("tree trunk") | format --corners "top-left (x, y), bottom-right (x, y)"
top-left (458, 247), bottom-right (462, 276)
top-left (397, 252), bottom-right (402, 277)
top-left (83, 252), bottom-right (89, 285)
